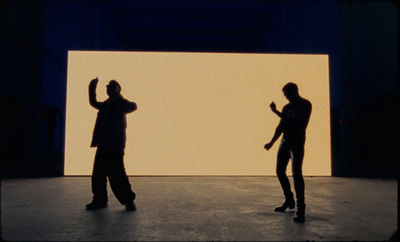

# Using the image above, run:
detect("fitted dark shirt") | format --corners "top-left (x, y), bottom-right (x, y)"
top-left (279, 97), bottom-right (312, 147)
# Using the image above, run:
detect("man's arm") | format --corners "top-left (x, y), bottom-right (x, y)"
top-left (124, 101), bottom-right (137, 113)
top-left (270, 102), bottom-right (289, 121)
top-left (264, 121), bottom-right (284, 150)
top-left (89, 78), bottom-right (102, 109)
top-left (295, 101), bottom-right (312, 128)
top-left (264, 102), bottom-right (284, 150)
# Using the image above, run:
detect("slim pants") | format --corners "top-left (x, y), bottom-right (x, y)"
top-left (276, 141), bottom-right (305, 207)
top-left (91, 148), bottom-right (136, 205)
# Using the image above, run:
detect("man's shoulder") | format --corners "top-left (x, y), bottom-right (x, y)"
top-left (282, 103), bottom-right (292, 113)
top-left (117, 95), bottom-right (132, 103)
top-left (300, 97), bottom-right (312, 106)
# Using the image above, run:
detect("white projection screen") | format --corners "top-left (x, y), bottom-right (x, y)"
top-left (65, 51), bottom-right (331, 176)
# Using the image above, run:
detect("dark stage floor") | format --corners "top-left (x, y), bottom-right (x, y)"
top-left (1, 176), bottom-right (397, 241)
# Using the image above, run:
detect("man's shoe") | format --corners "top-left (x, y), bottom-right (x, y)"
top-left (293, 205), bottom-right (306, 223)
top-left (125, 202), bottom-right (137, 211)
top-left (274, 196), bottom-right (295, 212)
top-left (86, 202), bottom-right (108, 210)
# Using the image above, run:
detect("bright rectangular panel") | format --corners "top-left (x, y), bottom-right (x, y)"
top-left (65, 51), bottom-right (331, 176)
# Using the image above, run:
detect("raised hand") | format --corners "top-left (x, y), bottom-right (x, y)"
top-left (270, 102), bottom-right (277, 112)
top-left (90, 77), bottom-right (99, 85)
top-left (89, 77), bottom-right (99, 91)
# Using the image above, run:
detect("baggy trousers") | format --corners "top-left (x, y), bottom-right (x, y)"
top-left (91, 147), bottom-right (136, 205)
top-left (276, 141), bottom-right (305, 207)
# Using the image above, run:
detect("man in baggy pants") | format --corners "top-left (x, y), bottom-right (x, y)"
top-left (86, 77), bottom-right (137, 211)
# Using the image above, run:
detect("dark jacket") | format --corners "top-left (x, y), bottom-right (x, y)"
top-left (89, 87), bottom-right (137, 150)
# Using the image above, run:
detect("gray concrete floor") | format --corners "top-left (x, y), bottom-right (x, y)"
top-left (1, 176), bottom-right (397, 241)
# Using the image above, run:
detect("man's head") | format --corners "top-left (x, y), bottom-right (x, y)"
top-left (282, 82), bottom-right (299, 103)
top-left (107, 80), bottom-right (121, 97)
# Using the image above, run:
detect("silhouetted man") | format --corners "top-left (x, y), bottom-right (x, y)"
top-left (264, 82), bottom-right (312, 222)
top-left (86, 78), bottom-right (137, 211)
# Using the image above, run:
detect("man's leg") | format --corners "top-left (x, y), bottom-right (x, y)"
top-left (108, 150), bottom-right (136, 210)
top-left (291, 146), bottom-right (306, 222)
top-left (275, 142), bottom-right (295, 212)
top-left (87, 148), bottom-right (108, 210)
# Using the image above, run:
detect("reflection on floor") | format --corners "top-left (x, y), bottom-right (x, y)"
top-left (1, 177), bottom-right (397, 241)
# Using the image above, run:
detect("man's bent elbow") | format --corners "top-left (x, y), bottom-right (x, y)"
top-left (127, 102), bottom-right (137, 113)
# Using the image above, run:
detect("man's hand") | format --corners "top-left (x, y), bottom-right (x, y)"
top-left (264, 142), bottom-right (273, 150)
top-left (89, 77), bottom-right (99, 92)
top-left (270, 102), bottom-right (277, 113)
top-left (90, 77), bottom-right (99, 87)
top-left (89, 77), bottom-right (101, 109)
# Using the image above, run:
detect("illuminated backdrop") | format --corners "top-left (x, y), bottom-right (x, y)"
top-left (65, 51), bottom-right (330, 176)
